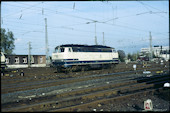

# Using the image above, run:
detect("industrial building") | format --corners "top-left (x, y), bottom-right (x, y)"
top-left (140, 46), bottom-right (169, 61)
top-left (5, 54), bottom-right (46, 68)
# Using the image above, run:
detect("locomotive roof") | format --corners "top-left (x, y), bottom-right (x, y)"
top-left (55, 44), bottom-right (114, 49)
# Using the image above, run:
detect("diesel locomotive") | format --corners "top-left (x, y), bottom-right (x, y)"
top-left (51, 44), bottom-right (119, 72)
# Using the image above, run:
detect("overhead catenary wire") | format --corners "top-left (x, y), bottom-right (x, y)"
top-left (2, 19), bottom-right (87, 29)
top-left (2, 2), bottom-right (169, 54)
top-left (137, 0), bottom-right (167, 19)
top-left (40, 8), bottom-right (169, 35)
top-left (137, 0), bottom-right (167, 13)
top-left (2, 20), bottom-right (168, 42)
top-left (6, 2), bottom-right (107, 21)
top-left (1, 2), bottom-right (137, 23)
top-left (2, 2), bottom-right (168, 36)
top-left (2, 23), bottom-right (167, 49)
top-left (4, 17), bottom-right (168, 38)
top-left (3, 2), bottom-right (43, 18)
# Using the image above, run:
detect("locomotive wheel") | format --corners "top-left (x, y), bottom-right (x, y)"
top-left (72, 66), bottom-right (78, 72)
top-left (81, 66), bottom-right (85, 72)
top-left (102, 64), bottom-right (110, 69)
top-left (110, 64), bottom-right (116, 69)
top-left (65, 67), bottom-right (72, 73)
top-left (81, 65), bottom-right (90, 72)
top-left (56, 68), bottom-right (61, 73)
top-left (69, 67), bottom-right (73, 73)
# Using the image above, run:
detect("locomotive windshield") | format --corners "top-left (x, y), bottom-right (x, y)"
top-left (54, 47), bottom-right (65, 53)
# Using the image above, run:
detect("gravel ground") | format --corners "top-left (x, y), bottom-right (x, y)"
top-left (1, 73), bottom-right (145, 104)
top-left (1, 62), bottom-right (169, 111)
top-left (86, 89), bottom-right (170, 112)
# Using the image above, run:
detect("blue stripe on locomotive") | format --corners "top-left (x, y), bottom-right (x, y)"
top-left (52, 58), bottom-right (119, 68)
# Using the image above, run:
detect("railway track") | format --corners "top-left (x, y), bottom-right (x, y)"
top-left (1, 66), bottom-right (168, 94)
top-left (1, 62), bottom-right (167, 84)
top-left (1, 71), bottom-right (169, 112)
top-left (1, 62), bottom-right (169, 111)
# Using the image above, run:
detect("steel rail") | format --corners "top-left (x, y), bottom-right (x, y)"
top-left (2, 74), bottom-right (169, 112)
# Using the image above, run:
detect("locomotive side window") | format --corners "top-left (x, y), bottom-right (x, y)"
top-left (72, 47), bottom-right (113, 52)
top-left (68, 48), bottom-right (72, 52)
top-left (72, 47), bottom-right (78, 52)
top-left (101, 48), bottom-right (112, 52)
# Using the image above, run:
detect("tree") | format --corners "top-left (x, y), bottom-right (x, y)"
top-left (127, 53), bottom-right (132, 60)
top-left (1, 28), bottom-right (15, 55)
top-left (131, 53), bottom-right (137, 61)
top-left (117, 50), bottom-right (126, 62)
top-left (127, 52), bottom-right (140, 61)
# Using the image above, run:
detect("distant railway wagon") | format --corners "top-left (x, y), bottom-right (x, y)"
top-left (1, 52), bottom-right (7, 71)
top-left (51, 44), bottom-right (119, 72)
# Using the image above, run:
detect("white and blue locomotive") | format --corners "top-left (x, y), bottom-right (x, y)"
top-left (51, 44), bottom-right (119, 72)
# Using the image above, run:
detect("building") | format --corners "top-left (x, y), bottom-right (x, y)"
top-left (140, 46), bottom-right (169, 61)
top-left (5, 54), bottom-right (46, 68)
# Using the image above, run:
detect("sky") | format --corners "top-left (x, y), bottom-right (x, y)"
top-left (1, 1), bottom-right (169, 56)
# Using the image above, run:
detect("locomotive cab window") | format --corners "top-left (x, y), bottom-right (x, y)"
top-left (112, 49), bottom-right (116, 53)
top-left (58, 48), bottom-right (65, 53)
